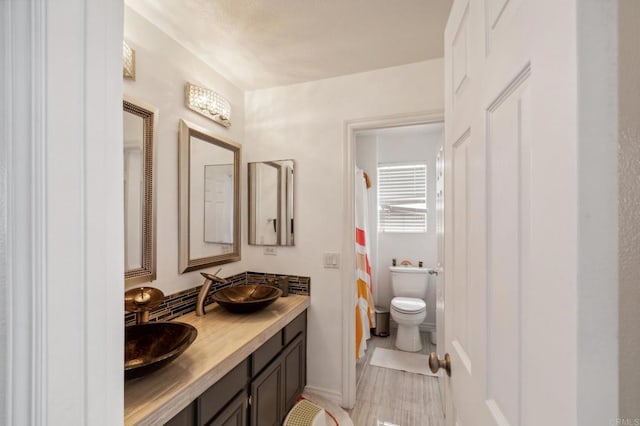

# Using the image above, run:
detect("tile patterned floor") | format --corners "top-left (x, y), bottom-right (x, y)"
top-left (349, 330), bottom-right (445, 426)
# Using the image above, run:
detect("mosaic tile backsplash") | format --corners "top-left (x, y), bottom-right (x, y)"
top-left (245, 271), bottom-right (311, 295)
top-left (124, 271), bottom-right (310, 326)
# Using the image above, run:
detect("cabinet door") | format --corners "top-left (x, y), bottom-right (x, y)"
top-left (251, 331), bottom-right (282, 377)
top-left (165, 400), bottom-right (196, 426)
top-left (198, 359), bottom-right (249, 425)
top-left (250, 357), bottom-right (284, 426)
top-left (207, 390), bottom-right (247, 426)
top-left (283, 311), bottom-right (306, 346)
top-left (282, 334), bottom-right (306, 413)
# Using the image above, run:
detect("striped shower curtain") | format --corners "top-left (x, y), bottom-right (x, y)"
top-left (355, 168), bottom-right (376, 360)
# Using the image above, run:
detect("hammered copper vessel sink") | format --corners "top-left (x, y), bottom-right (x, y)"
top-left (212, 285), bottom-right (282, 313)
top-left (124, 321), bottom-right (197, 379)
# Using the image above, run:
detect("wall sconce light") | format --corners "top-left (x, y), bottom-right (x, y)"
top-left (185, 82), bottom-right (232, 128)
top-left (123, 41), bottom-right (136, 80)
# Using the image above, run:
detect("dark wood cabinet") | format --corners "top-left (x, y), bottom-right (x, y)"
top-left (165, 401), bottom-right (196, 426)
top-left (208, 390), bottom-right (248, 426)
top-left (164, 310), bottom-right (307, 426)
top-left (250, 356), bottom-right (285, 426)
top-left (249, 324), bottom-right (306, 426)
top-left (199, 360), bottom-right (249, 425)
top-left (282, 334), bottom-right (305, 414)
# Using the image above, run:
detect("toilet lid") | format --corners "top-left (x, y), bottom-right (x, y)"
top-left (391, 297), bottom-right (426, 314)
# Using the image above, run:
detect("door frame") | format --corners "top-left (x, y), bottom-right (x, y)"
top-left (1, 0), bottom-right (124, 424)
top-left (341, 110), bottom-right (444, 408)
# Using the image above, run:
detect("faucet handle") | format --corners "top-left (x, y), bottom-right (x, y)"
top-left (124, 287), bottom-right (164, 324)
top-left (125, 287), bottom-right (164, 311)
top-left (200, 271), bottom-right (228, 284)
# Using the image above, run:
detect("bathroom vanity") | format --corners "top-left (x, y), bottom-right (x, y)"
top-left (124, 295), bottom-right (309, 425)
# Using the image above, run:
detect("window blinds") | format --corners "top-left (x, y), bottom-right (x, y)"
top-left (377, 163), bottom-right (427, 233)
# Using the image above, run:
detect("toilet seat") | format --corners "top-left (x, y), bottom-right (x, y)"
top-left (391, 297), bottom-right (426, 314)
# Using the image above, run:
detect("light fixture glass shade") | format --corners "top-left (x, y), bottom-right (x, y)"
top-left (123, 41), bottom-right (135, 80)
top-left (185, 82), bottom-right (232, 128)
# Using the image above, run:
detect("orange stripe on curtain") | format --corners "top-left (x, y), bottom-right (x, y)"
top-left (356, 278), bottom-right (375, 359)
top-left (356, 228), bottom-right (372, 280)
top-left (357, 278), bottom-right (375, 328)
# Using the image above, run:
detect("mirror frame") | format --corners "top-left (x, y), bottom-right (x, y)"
top-left (123, 96), bottom-right (157, 285)
top-left (178, 119), bottom-right (241, 272)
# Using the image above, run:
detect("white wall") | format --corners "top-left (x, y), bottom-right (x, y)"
top-left (245, 59), bottom-right (444, 399)
top-left (123, 7), bottom-right (247, 295)
top-left (618, 0), bottom-right (640, 417)
top-left (357, 125), bottom-right (443, 328)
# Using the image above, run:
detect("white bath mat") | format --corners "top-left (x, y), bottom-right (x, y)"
top-left (369, 347), bottom-right (439, 377)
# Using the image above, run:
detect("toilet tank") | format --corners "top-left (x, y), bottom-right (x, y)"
top-left (390, 266), bottom-right (429, 299)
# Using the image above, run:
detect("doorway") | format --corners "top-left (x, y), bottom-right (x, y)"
top-left (341, 112), bottom-right (445, 424)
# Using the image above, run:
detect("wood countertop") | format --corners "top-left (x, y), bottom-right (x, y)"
top-left (124, 294), bottom-right (310, 425)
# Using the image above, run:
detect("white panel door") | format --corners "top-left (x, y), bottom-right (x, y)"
top-left (440, 0), bottom-right (597, 425)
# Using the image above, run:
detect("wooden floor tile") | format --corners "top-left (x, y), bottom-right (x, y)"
top-left (349, 330), bottom-right (444, 426)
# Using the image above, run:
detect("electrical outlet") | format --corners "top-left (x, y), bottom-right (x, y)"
top-left (323, 252), bottom-right (340, 269)
top-left (264, 246), bottom-right (277, 256)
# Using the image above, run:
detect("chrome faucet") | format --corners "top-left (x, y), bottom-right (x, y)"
top-left (196, 268), bottom-right (228, 316)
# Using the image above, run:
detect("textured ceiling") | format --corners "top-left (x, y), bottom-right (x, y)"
top-left (126, 0), bottom-right (452, 90)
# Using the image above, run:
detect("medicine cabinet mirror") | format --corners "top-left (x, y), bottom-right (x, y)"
top-left (123, 96), bottom-right (157, 285)
top-left (248, 160), bottom-right (295, 246)
top-left (178, 119), bottom-right (241, 272)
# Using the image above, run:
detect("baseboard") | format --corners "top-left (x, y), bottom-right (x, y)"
top-left (419, 323), bottom-right (436, 333)
top-left (303, 385), bottom-right (343, 406)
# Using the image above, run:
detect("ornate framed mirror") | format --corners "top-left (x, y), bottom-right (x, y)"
top-left (123, 96), bottom-right (157, 285)
top-left (178, 119), bottom-right (241, 272)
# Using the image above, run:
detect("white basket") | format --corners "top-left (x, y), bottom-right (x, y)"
top-left (283, 399), bottom-right (332, 426)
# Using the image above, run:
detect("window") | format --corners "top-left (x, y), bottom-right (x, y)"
top-left (377, 163), bottom-right (427, 233)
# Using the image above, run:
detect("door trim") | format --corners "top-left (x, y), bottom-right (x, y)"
top-left (1, 0), bottom-right (124, 424)
top-left (341, 110), bottom-right (444, 408)
top-left (1, 1), bottom-right (48, 423)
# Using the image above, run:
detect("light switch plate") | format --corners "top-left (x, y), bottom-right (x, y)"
top-left (264, 247), bottom-right (277, 256)
top-left (323, 252), bottom-right (340, 269)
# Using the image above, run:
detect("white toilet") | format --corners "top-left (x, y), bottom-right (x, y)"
top-left (390, 266), bottom-right (429, 352)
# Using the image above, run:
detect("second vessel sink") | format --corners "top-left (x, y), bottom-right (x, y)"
top-left (212, 285), bottom-right (282, 313)
top-left (125, 321), bottom-right (197, 379)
